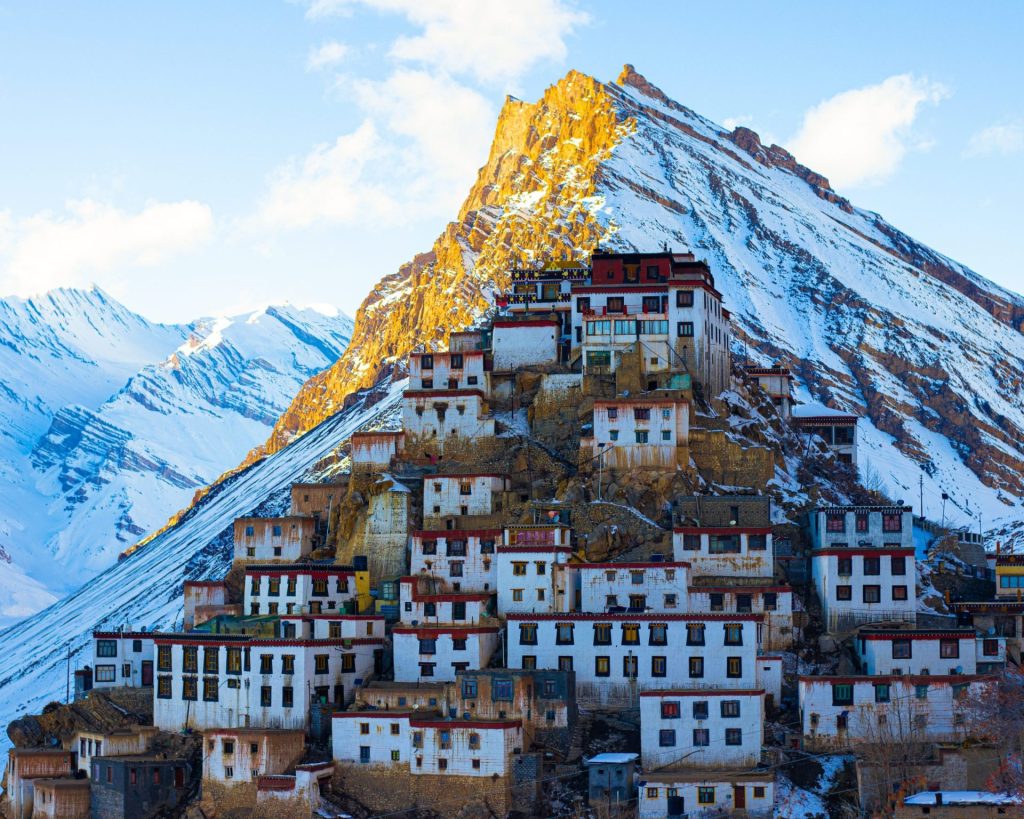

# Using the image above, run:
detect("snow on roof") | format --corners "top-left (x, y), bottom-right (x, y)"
top-left (903, 791), bottom-right (1023, 805)
top-left (585, 753), bottom-right (638, 765)
top-left (792, 402), bottom-right (858, 419)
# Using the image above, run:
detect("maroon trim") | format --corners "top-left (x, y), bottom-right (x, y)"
top-left (403, 389), bottom-right (487, 400)
top-left (183, 581), bottom-right (226, 588)
top-left (93, 631), bottom-right (154, 639)
top-left (673, 527), bottom-right (772, 535)
top-left (409, 718), bottom-right (520, 730)
top-left (496, 545), bottom-right (571, 554)
top-left (492, 319), bottom-right (559, 328)
top-left (152, 636), bottom-right (382, 647)
top-left (400, 579), bottom-right (493, 603)
top-left (334, 711), bottom-right (415, 720)
top-left (814, 548), bottom-right (914, 557)
top-left (393, 626), bottom-right (500, 637)
top-left (414, 529), bottom-right (502, 539)
top-left (640, 688), bottom-right (764, 698)
top-left (411, 350), bottom-right (486, 358)
top-left (793, 416), bottom-right (857, 425)
top-left (595, 399), bottom-right (688, 408)
top-left (859, 631), bottom-right (975, 641)
top-left (798, 674), bottom-right (991, 685)
top-left (505, 613), bottom-right (762, 622)
top-left (571, 561), bottom-right (691, 570)
top-left (690, 585), bottom-right (790, 593)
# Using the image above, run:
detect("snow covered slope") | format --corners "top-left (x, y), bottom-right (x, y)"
top-left (0, 380), bottom-right (404, 755)
top-left (0, 289), bottom-right (353, 618)
top-left (268, 65), bottom-right (1024, 537)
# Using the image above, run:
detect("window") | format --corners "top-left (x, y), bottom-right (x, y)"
top-left (724, 624), bottom-right (744, 646)
top-left (660, 701), bottom-right (680, 719)
top-left (682, 533), bottom-right (700, 551)
top-left (709, 534), bottom-right (740, 554)
top-left (916, 684), bottom-right (929, 700)
top-left (693, 729), bottom-right (710, 747)
top-left (622, 624), bottom-right (640, 645)
top-left (661, 429), bottom-right (672, 441)
top-left (892, 639), bottom-right (912, 659)
top-left (558, 656), bottom-right (574, 672)
top-left (535, 560), bottom-right (547, 575)
top-left (556, 623), bottom-right (574, 645)
top-left (182, 647), bottom-right (198, 673)
top-left (940, 639), bottom-right (960, 659)
top-left (96, 639), bottom-right (118, 658)
top-left (748, 534), bottom-right (768, 550)
top-left (609, 430), bottom-right (619, 441)
top-left (315, 654), bottom-right (329, 674)
top-left (421, 354), bottom-right (433, 370)
top-left (891, 556), bottom-right (906, 575)
top-left (763, 592), bottom-right (778, 611)
top-left (649, 623), bottom-right (667, 645)
top-left (623, 655), bottom-right (638, 678)
top-left (182, 676), bottom-right (198, 701)
top-left (836, 585), bottom-right (852, 600)
top-left (614, 319), bottom-right (636, 336)
top-left (452, 638), bottom-right (467, 652)
top-left (272, 525), bottom-right (282, 537)
top-left (203, 647), bottom-right (219, 674)
top-left (837, 557), bottom-right (853, 575)
top-left (462, 678), bottom-right (478, 699)
top-left (595, 656), bottom-right (610, 677)
top-left (721, 700), bottom-right (740, 718)
top-left (587, 320), bottom-right (611, 336)
top-left (874, 683), bottom-right (890, 703)
top-left (664, 593), bottom-right (678, 608)
top-left (693, 700), bottom-right (709, 719)
top-left (676, 290), bottom-right (694, 307)
top-left (512, 589), bottom-right (523, 602)
top-left (863, 556), bottom-right (881, 576)
top-left (677, 321), bottom-right (694, 338)
top-left (687, 624), bottom-right (705, 646)
top-left (607, 297), bottom-right (624, 313)
top-left (659, 729), bottom-right (676, 747)
top-left (157, 645), bottom-right (172, 671)
top-left (826, 513), bottom-right (846, 533)
top-left (892, 585), bottom-right (908, 601)
top-left (651, 656), bottom-right (667, 677)
top-left (512, 562), bottom-right (527, 576)
top-left (635, 430), bottom-right (649, 444)
top-left (95, 665), bottom-right (116, 683)
top-left (157, 676), bottom-right (172, 699)
top-left (607, 407), bottom-right (619, 421)
top-left (832, 684), bottom-right (853, 706)
top-left (725, 728), bottom-right (742, 746)
top-left (519, 624), bottom-right (537, 645)
top-left (984, 639), bottom-right (1000, 656)
top-left (419, 638), bottom-right (437, 655)
top-left (863, 585), bottom-right (881, 603)
top-left (855, 512), bottom-right (869, 532)
top-left (245, 525), bottom-right (254, 537)
top-left (594, 623), bottom-right (612, 645)
top-left (726, 657), bottom-right (742, 678)
top-left (689, 657), bottom-right (704, 678)
top-left (286, 576), bottom-right (297, 595)
top-left (882, 513), bottom-right (903, 532)
top-left (259, 654), bottom-right (273, 674)
top-left (419, 663), bottom-right (435, 677)
top-left (203, 676), bottom-right (218, 702)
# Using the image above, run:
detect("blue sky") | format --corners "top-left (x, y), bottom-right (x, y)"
top-left (0, 1), bottom-right (1021, 322)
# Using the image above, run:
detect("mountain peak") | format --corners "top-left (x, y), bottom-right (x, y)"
top-left (615, 63), bottom-right (674, 107)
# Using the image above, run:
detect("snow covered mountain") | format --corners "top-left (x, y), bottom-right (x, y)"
top-left (0, 288), bottom-right (353, 620)
top-left (0, 380), bottom-right (404, 757)
top-left (266, 65), bottom-right (1024, 536)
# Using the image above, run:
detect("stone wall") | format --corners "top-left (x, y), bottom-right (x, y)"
top-left (688, 427), bottom-right (775, 489)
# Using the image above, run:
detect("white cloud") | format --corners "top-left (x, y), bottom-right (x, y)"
top-left (305, 0), bottom-right (588, 83)
top-left (722, 115), bottom-right (752, 131)
top-left (255, 72), bottom-right (495, 230)
top-left (1, 200), bottom-right (213, 297)
top-left (786, 74), bottom-right (948, 188)
top-left (965, 121), bottom-right (1024, 157)
top-left (306, 40), bottom-right (349, 71)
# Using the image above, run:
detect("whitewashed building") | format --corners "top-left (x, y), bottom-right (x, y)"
top-left (672, 525), bottom-right (774, 578)
top-left (570, 562), bottom-right (690, 613)
top-left (422, 473), bottom-right (509, 522)
top-left (91, 630), bottom-right (156, 689)
top-left (586, 399), bottom-right (690, 471)
top-left (278, 614), bottom-right (385, 642)
top-left (70, 726), bottom-right (156, 776)
top-left (333, 711), bottom-right (525, 778)
top-left (350, 431), bottom-right (404, 472)
top-left (399, 577), bottom-right (493, 625)
top-left (569, 252), bottom-right (732, 395)
top-left (410, 350), bottom-right (488, 392)
top-left (854, 627), bottom-right (993, 676)
top-left (492, 318), bottom-right (560, 371)
top-left (745, 366), bottom-right (794, 420)
top-left (639, 771), bottom-right (774, 818)
top-left (689, 581), bottom-right (796, 650)
top-left (233, 517), bottom-right (316, 563)
top-left (410, 529), bottom-right (501, 592)
top-left (183, 582), bottom-right (230, 630)
top-left (496, 535), bottom-right (574, 615)
top-left (639, 689), bottom-right (765, 769)
top-left (793, 403), bottom-right (859, 465)
top-left (810, 505), bottom-right (916, 630)
top-left (152, 632), bottom-right (384, 730)
top-left (401, 389), bottom-right (495, 455)
top-left (201, 728), bottom-right (305, 785)
top-left (244, 563), bottom-right (368, 616)
top-left (391, 625), bottom-right (500, 682)
top-left (798, 674), bottom-right (990, 750)
top-left (506, 613), bottom-right (763, 704)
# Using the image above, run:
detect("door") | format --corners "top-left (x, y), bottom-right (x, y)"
top-left (141, 661), bottom-right (153, 687)
top-left (733, 785), bottom-right (746, 809)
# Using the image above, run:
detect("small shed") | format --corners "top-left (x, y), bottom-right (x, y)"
top-left (584, 752), bottom-right (638, 807)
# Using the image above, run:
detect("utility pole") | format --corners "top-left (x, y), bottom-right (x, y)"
top-left (65, 643), bottom-right (71, 703)
top-left (941, 492), bottom-right (949, 529)
top-left (597, 443), bottom-right (605, 500)
top-left (919, 473), bottom-right (924, 519)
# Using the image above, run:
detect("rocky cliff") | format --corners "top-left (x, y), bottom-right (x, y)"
top-left (258, 65), bottom-right (1024, 533)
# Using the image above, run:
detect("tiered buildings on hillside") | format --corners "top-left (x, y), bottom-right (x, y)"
top-left (35, 252), bottom-right (1006, 819)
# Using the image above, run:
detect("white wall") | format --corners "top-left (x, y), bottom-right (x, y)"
top-left (496, 548), bottom-right (572, 614)
top-left (91, 633), bottom-right (155, 689)
top-left (856, 632), bottom-right (977, 676)
top-left (244, 568), bottom-right (357, 616)
top-left (573, 563), bottom-right (690, 613)
top-left (410, 531), bottom-right (499, 592)
top-left (672, 529), bottom-right (774, 578)
top-left (639, 690), bottom-right (764, 769)
top-left (392, 629), bottom-right (499, 683)
top-left (423, 475), bottom-right (505, 518)
top-left (492, 321), bottom-right (559, 370)
top-left (639, 776), bottom-right (774, 818)
top-left (409, 351), bottom-right (487, 391)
